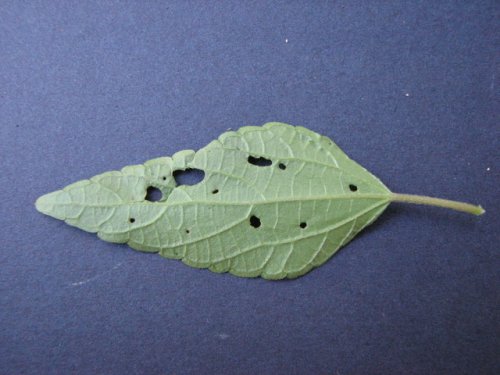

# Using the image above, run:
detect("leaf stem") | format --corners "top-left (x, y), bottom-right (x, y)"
top-left (390, 193), bottom-right (485, 216)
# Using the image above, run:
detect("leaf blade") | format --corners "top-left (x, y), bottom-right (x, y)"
top-left (36, 122), bottom-right (392, 279)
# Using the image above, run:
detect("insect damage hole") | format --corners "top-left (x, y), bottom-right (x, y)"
top-left (349, 184), bottom-right (358, 192)
top-left (249, 215), bottom-right (261, 228)
top-left (248, 155), bottom-right (272, 167)
top-left (299, 222), bottom-right (307, 229)
top-left (145, 186), bottom-right (163, 202)
top-left (278, 163), bottom-right (286, 170)
top-left (212, 189), bottom-right (219, 194)
top-left (173, 168), bottom-right (205, 186)
top-left (129, 218), bottom-right (135, 223)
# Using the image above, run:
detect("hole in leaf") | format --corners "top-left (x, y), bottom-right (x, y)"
top-left (278, 163), bottom-right (286, 170)
top-left (145, 186), bottom-right (163, 202)
top-left (212, 189), bottom-right (219, 194)
top-left (173, 168), bottom-right (205, 186)
top-left (129, 218), bottom-right (135, 223)
top-left (248, 155), bottom-right (272, 167)
top-left (300, 222), bottom-right (307, 229)
top-left (185, 229), bottom-right (190, 234)
top-left (162, 176), bottom-right (167, 181)
top-left (249, 215), bottom-right (261, 228)
top-left (349, 184), bottom-right (358, 192)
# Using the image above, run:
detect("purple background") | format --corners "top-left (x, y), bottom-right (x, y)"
top-left (1, 1), bottom-right (498, 374)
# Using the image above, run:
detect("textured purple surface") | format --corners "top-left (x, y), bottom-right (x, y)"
top-left (1, 1), bottom-right (498, 374)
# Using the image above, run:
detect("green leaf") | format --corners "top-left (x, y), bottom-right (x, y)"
top-left (35, 122), bottom-right (484, 279)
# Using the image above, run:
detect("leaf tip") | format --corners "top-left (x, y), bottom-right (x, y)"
top-left (35, 194), bottom-right (49, 214)
top-left (35, 191), bottom-right (59, 217)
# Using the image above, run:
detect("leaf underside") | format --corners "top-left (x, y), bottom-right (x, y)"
top-left (36, 122), bottom-right (391, 279)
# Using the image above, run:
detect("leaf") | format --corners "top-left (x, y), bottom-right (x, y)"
top-left (35, 122), bottom-right (484, 279)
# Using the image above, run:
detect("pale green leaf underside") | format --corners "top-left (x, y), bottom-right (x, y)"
top-left (36, 122), bottom-right (391, 279)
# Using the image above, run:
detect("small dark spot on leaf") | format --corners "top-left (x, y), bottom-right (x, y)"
top-left (185, 229), bottom-right (190, 234)
top-left (162, 176), bottom-right (167, 181)
top-left (248, 155), bottom-right (272, 167)
top-left (249, 215), bottom-right (261, 228)
top-left (146, 186), bottom-right (163, 202)
top-left (129, 218), bottom-right (135, 223)
top-left (300, 222), bottom-right (307, 229)
top-left (212, 189), bottom-right (219, 194)
top-left (173, 168), bottom-right (205, 186)
top-left (278, 163), bottom-right (286, 170)
top-left (349, 184), bottom-right (358, 192)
